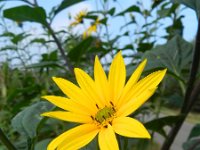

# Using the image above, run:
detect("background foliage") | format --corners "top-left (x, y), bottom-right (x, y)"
top-left (0, 0), bottom-right (200, 150)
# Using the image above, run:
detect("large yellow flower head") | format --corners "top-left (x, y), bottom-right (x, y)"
top-left (42, 51), bottom-right (166, 150)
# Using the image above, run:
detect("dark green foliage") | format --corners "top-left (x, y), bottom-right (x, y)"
top-left (145, 116), bottom-right (183, 137)
top-left (171, 0), bottom-right (200, 16)
top-left (4, 5), bottom-right (47, 26)
top-left (54, 0), bottom-right (87, 15)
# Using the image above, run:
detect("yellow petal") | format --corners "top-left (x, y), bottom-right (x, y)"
top-left (42, 96), bottom-right (91, 115)
top-left (112, 117), bottom-right (150, 139)
top-left (57, 124), bottom-right (99, 150)
top-left (94, 56), bottom-right (109, 105)
top-left (41, 111), bottom-right (92, 123)
top-left (108, 51), bottom-right (126, 104)
top-left (117, 87), bottom-right (157, 117)
top-left (52, 77), bottom-right (80, 99)
top-left (74, 68), bottom-right (105, 107)
top-left (47, 124), bottom-right (99, 150)
top-left (52, 77), bottom-right (96, 115)
top-left (119, 69), bottom-right (167, 108)
top-left (117, 59), bottom-right (147, 107)
top-left (98, 125), bottom-right (119, 150)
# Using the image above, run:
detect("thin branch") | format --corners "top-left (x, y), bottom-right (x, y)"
top-left (20, 0), bottom-right (34, 6)
top-left (161, 80), bottom-right (200, 150)
top-left (181, 17), bottom-right (200, 112)
top-left (45, 23), bottom-right (74, 74)
top-left (161, 17), bottom-right (200, 150)
top-left (188, 80), bottom-right (200, 111)
top-left (0, 128), bottom-right (17, 150)
top-left (33, 0), bottom-right (38, 7)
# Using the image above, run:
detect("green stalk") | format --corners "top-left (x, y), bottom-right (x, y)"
top-left (0, 128), bottom-right (17, 150)
top-left (161, 17), bottom-right (200, 150)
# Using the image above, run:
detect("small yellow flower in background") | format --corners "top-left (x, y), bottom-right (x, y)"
top-left (70, 9), bottom-right (87, 27)
top-left (83, 18), bottom-right (100, 38)
top-left (42, 51), bottom-right (166, 150)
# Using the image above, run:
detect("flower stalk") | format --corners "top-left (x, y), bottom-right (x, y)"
top-left (161, 17), bottom-right (200, 150)
top-left (0, 128), bottom-right (17, 150)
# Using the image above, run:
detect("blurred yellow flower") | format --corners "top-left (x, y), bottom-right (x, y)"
top-left (42, 52), bottom-right (166, 150)
top-left (83, 18), bottom-right (100, 38)
top-left (70, 9), bottom-right (87, 27)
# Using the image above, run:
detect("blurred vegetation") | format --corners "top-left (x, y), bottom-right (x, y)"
top-left (0, 0), bottom-right (200, 150)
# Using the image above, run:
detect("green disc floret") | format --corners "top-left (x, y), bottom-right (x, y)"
top-left (95, 106), bottom-right (115, 123)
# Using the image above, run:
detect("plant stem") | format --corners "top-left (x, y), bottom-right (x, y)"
top-left (181, 18), bottom-right (200, 113)
top-left (33, 0), bottom-right (38, 6)
top-left (22, 0), bottom-right (73, 74)
top-left (45, 23), bottom-right (74, 74)
top-left (0, 128), bottom-right (17, 150)
top-left (161, 17), bottom-right (200, 150)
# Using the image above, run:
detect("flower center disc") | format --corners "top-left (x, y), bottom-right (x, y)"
top-left (95, 106), bottom-right (115, 123)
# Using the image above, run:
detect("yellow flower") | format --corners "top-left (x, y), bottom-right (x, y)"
top-left (70, 10), bottom-right (87, 27)
top-left (83, 18), bottom-right (100, 38)
top-left (42, 52), bottom-right (166, 150)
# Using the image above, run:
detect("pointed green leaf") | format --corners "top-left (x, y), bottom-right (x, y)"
top-left (116, 5), bottom-right (141, 16)
top-left (11, 101), bottom-right (54, 138)
top-left (54, 0), bottom-right (87, 15)
top-left (143, 35), bottom-right (193, 76)
top-left (4, 5), bottom-right (47, 26)
top-left (145, 115), bottom-right (183, 138)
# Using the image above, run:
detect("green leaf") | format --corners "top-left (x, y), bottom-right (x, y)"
top-left (188, 124), bottom-right (200, 140)
top-left (171, 0), bottom-right (200, 16)
top-left (152, 0), bottom-right (167, 10)
top-left (108, 7), bottom-right (116, 16)
top-left (30, 38), bottom-right (46, 44)
top-left (11, 101), bottom-right (54, 138)
top-left (41, 50), bottom-right (57, 61)
top-left (34, 139), bottom-right (51, 150)
top-left (54, 0), bottom-right (87, 15)
top-left (137, 42), bottom-right (154, 52)
top-left (3, 5), bottom-right (47, 26)
top-left (121, 44), bottom-right (134, 50)
top-left (183, 137), bottom-right (200, 150)
top-left (143, 35), bottom-right (193, 76)
top-left (145, 115), bottom-right (183, 137)
top-left (68, 37), bottom-right (95, 63)
top-left (116, 5), bottom-right (141, 16)
top-left (11, 33), bottom-right (30, 44)
top-left (26, 61), bottom-right (64, 69)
